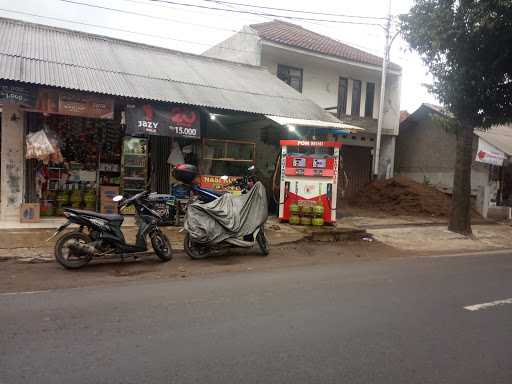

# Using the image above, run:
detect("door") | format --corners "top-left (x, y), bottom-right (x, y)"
top-left (337, 145), bottom-right (372, 205)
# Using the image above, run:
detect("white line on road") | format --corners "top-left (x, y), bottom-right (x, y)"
top-left (464, 298), bottom-right (512, 311)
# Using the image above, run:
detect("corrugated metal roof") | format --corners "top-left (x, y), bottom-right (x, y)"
top-left (0, 17), bottom-right (340, 123)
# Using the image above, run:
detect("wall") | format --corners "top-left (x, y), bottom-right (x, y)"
top-left (202, 26), bottom-right (262, 66)
top-left (260, 44), bottom-right (401, 136)
top-left (1, 105), bottom-right (25, 221)
top-left (397, 114), bottom-right (490, 195)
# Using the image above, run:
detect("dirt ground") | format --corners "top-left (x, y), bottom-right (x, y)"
top-left (350, 176), bottom-right (452, 217)
top-left (0, 241), bottom-right (403, 294)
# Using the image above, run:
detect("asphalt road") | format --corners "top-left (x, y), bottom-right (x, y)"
top-left (1, 251), bottom-right (512, 384)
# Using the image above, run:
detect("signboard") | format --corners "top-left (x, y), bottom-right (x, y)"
top-left (0, 81), bottom-right (114, 119)
top-left (125, 103), bottom-right (201, 139)
top-left (475, 138), bottom-right (506, 166)
top-left (0, 83), bottom-right (36, 107)
top-left (199, 175), bottom-right (240, 194)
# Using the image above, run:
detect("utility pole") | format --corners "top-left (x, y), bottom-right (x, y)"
top-left (373, 0), bottom-right (392, 178)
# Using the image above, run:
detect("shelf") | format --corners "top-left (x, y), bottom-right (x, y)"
top-left (123, 188), bottom-right (145, 192)
top-left (124, 153), bottom-right (146, 157)
top-left (123, 176), bottom-right (145, 180)
top-left (124, 165), bottom-right (146, 168)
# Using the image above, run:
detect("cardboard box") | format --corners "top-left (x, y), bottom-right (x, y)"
top-left (20, 203), bottom-right (40, 223)
top-left (100, 186), bottom-right (120, 203)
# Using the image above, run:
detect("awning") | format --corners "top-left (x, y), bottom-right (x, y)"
top-left (265, 115), bottom-right (364, 132)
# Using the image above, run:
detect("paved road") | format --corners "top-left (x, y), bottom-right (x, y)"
top-left (1, 251), bottom-right (512, 384)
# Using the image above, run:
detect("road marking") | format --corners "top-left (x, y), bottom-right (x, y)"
top-left (464, 298), bottom-right (512, 311)
top-left (0, 290), bottom-right (49, 296)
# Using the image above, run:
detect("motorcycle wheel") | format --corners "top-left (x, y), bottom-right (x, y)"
top-left (184, 233), bottom-right (211, 260)
top-left (256, 227), bottom-right (269, 256)
top-left (54, 231), bottom-right (93, 269)
top-left (151, 231), bottom-right (173, 261)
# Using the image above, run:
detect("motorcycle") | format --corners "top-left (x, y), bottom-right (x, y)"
top-left (49, 190), bottom-right (173, 269)
top-left (172, 164), bottom-right (269, 259)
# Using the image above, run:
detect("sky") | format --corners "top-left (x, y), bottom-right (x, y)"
top-left (0, 0), bottom-right (439, 112)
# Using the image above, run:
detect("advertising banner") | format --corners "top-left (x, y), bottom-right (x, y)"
top-left (475, 138), bottom-right (506, 166)
top-left (125, 103), bottom-right (201, 139)
top-left (0, 81), bottom-right (114, 119)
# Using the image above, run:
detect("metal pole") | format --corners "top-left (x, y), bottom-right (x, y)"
top-left (373, 0), bottom-right (392, 178)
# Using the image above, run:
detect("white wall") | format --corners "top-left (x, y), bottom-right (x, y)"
top-left (260, 44), bottom-right (401, 136)
top-left (203, 26), bottom-right (262, 66)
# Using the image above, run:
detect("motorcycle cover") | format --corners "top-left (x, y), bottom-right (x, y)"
top-left (184, 182), bottom-right (268, 246)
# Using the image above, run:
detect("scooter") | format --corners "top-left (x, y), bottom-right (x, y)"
top-left (49, 190), bottom-right (173, 269)
top-left (173, 164), bottom-right (269, 259)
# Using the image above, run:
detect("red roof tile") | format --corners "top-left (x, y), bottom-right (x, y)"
top-left (250, 20), bottom-right (401, 71)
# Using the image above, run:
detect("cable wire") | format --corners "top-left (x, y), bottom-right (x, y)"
top-left (203, 0), bottom-right (387, 20)
top-left (0, 7), bottom-right (258, 54)
top-left (147, 0), bottom-right (386, 26)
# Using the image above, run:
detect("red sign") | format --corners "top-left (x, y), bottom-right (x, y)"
top-left (280, 140), bottom-right (342, 148)
top-left (126, 103), bottom-right (201, 138)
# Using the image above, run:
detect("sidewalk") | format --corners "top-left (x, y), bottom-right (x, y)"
top-left (0, 217), bottom-right (308, 261)
top-left (337, 209), bottom-right (512, 253)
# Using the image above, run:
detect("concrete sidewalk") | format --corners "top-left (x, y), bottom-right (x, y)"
top-left (368, 223), bottom-right (512, 253)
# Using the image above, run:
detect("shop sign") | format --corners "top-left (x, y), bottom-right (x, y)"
top-left (125, 103), bottom-right (201, 139)
top-left (36, 89), bottom-right (114, 119)
top-left (0, 83), bottom-right (37, 108)
top-left (199, 175), bottom-right (240, 193)
top-left (475, 138), bottom-right (506, 166)
top-left (0, 81), bottom-right (114, 119)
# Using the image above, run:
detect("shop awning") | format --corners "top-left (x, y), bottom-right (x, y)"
top-left (265, 115), bottom-right (364, 132)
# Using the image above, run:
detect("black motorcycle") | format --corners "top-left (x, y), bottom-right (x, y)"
top-left (50, 190), bottom-right (172, 269)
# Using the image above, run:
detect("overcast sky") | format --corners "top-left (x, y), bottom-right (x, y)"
top-left (0, 0), bottom-right (438, 112)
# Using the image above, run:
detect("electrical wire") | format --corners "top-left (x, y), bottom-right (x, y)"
top-left (147, 0), bottom-right (386, 26)
top-left (203, 0), bottom-right (387, 20)
top-left (0, 7), bottom-right (259, 54)
top-left (57, 0), bottom-right (253, 36)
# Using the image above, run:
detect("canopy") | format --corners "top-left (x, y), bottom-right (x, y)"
top-left (265, 115), bottom-right (364, 132)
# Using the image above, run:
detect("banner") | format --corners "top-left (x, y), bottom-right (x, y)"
top-left (475, 138), bottom-right (506, 166)
top-left (0, 83), bottom-right (37, 108)
top-left (0, 81), bottom-right (114, 119)
top-left (125, 103), bottom-right (201, 139)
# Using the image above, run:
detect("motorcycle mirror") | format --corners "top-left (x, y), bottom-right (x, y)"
top-left (220, 175), bottom-right (229, 181)
top-left (112, 195), bottom-right (123, 202)
top-left (248, 165), bottom-right (255, 171)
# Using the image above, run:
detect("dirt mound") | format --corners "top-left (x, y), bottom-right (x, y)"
top-left (350, 176), bottom-right (451, 217)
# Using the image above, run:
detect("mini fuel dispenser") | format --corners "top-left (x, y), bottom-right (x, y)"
top-left (278, 140), bottom-right (341, 225)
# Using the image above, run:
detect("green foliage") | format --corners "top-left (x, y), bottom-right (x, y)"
top-left (400, 0), bottom-right (512, 128)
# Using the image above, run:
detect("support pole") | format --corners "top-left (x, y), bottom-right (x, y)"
top-left (373, 0), bottom-right (392, 178)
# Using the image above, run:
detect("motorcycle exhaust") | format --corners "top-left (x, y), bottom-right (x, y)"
top-left (68, 241), bottom-right (98, 256)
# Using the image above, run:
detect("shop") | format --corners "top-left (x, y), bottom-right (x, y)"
top-left (0, 81), bottom-right (265, 222)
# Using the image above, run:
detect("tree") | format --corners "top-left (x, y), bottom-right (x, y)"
top-left (400, 0), bottom-right (512, 235)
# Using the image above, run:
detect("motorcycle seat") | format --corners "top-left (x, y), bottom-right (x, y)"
top-left (65, 208), bottom-right (124, 223)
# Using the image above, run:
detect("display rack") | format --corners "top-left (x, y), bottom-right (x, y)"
top-left (121, 137), bottom-right (148, 199)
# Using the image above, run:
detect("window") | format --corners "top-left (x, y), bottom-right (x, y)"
top-left (277, 64), bottom-right (303, 92)
top-left (337, 77), bottom-right (348, 117)
top-left (351, 80), bottom-right (362, 116)
top-left (365, 82), bottom-right (375, 118)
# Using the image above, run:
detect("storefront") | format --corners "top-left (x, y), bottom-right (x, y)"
top-left (0, 80), bottom-right (266, 221)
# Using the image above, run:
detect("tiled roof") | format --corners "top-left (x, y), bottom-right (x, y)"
top-left (250, 20), bottom-right (401, 71)
top-left (0, 17), bottom-right (341, 122)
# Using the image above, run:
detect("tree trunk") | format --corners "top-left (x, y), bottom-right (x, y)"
top-left (448, 124), bottom-right (474, 235)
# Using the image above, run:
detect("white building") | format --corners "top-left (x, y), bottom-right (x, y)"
top-left (205, 20), bottom-right (402, 195)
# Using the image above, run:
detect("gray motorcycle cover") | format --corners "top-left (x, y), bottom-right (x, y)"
top-left (184, 182), bottom-right (268, 245)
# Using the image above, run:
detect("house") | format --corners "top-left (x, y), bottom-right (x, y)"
top-left (0, 17), bottom-right (354, 223)
top-left (204, 20), bottom-right (403, 197)
top-left (397, 103), bottom-right (512, 218)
